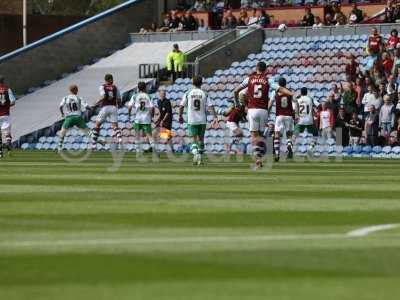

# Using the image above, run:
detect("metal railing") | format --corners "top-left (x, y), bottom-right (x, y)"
top-left (130, 30), bottom-right (230, 43)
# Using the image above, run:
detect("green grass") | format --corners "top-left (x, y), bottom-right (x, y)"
top-left (1, 151), bottom-right (400, 300)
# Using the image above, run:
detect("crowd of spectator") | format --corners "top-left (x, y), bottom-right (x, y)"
top-left (318, 27), bottom-right (400, 147)
top-left (140, 1), bottom-right (397, 34)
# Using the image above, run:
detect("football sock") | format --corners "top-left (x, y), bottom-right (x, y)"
top-left (58, 135), bottom-right (65, 150)
top-left (0, 132), bottom-right (3, 156)
top-left (149, 138), bottom-right (155, 151)
top-left (191, 142), bottom-right (199, 155)
top-left (274, 135), bottom-right (280, 157)
top-left (5, 134), bottom-right (11, 149)
top-left (198, 142), bottom-right (205, 154)
top-left (114, 128), bottom-right (122, 143)
top-left (91, 128), bottom-right (99, 142)
top-left (287, 138), bottom-right (293, 150)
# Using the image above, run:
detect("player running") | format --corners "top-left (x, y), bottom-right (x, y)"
top-left (294, 87), bottom-right (320, 153)
top-left (234, 61), bottom-right (293, 169)
top-left (0, 75), bottom-right (16, 158)
top-left (58, 85), bottom-right (91, 151)
top-left (218, 102), bottom-right (246, 155)
top-left (268, 77), bottom-right (295, 161)
top-left (128, 81), bottom-right (156, 153)
top-left (91, 74), bottom-right (122, 150)
top-left (179, 75), bottom-right (218, 165)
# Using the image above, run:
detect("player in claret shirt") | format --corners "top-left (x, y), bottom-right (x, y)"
top-left (268, 77), bottom-right (295, 162)
top-left (91, 74), bottom-right (122, 150)
top-left (0, 75), bottom-right (16, 158)
top-left (234, 62), bottom-right (293, 169)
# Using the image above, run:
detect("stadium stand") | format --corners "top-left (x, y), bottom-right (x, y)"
top-left (12, 40), bottom-right (204, 142)
top-left (20, 24), bottom-right (400, 158)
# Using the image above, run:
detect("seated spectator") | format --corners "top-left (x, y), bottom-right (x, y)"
top-left (367, 27), bottom-right (383, 59)
top-left (168, 13), bottom-right (181, 31)
top-left (301, 7), bottom-right (315, 27)
top-left (380, 95), bottom-right (396, 144)
top-left (248, 8), bottom-right (259, 26)
top-left (198, 19), bottom-right (208, 32)
top-left (139, 22), bottom-right (158, 34)
top-left (159, 13), bottom-right (172, 32)
top-left (225, 10), bottom-right (238, 29)
top-left (382, 52), bottom-right (394, 77)
top-left (362, 84), bottom-right (382, 118)
top-left (384, 0), bottom-right (396, 23)
top-left (238, 8), bottom-right (249, 26)
top-left (182, 11), bottom-right (198, 31)
top-left (259, 10), bottom-right (271, 27)
top-left (345, 54), bottom-right (359, 83)
top-left (347, 112), bottom-right (363, 146)
top-left (325, 13), bottom-right (335, 26)
top-left (365, 105), bottom-right (380, 146)
top-left (241, 0), bottom-right (251, 8)
top-left (348, 3), bottom-right (364, 24)
top-left (312, 16), bottom-right (323, 29)
top-left (333, 7), bottom-right (347, 26)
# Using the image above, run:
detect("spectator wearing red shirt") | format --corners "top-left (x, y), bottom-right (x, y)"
top-left (367, 27), bottom-right (383, 58)
top-left (386, 29), bottom-right (399, 54)
top-left (345, 54), bottom-right (359, 83)
top-left (382, 52), bottom-right (394, 77)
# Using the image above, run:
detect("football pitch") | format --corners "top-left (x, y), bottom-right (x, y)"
top-left (1, 151), bottom-right (400, 300)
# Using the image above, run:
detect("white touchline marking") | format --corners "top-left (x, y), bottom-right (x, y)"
top-left (346, 224), bottom-right (400, 237)
top-left (0, 226), bottom-right (399, 249)
top-left (0, 234), bottom-right (346, 248)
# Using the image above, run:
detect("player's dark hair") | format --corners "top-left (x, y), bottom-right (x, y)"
top-left (105, 74), bottom-right (113, 82)
top-left (301, 87), bottom-right (308, 96)
top-left (192, 75), bottom-right (203, 87)
top-left (256, 61), bottom-right (267, 73)
top-left (138, 81), bottom-right (146, 92)
top-left (0, 75), bottom-right (4, 84)
top-left (278, 77), bottom-right (286, 87)
top-left (69, 85), bottom-right (78, 94)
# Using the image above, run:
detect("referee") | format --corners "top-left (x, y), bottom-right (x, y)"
top-left (156, 88), bottom-right (174, 152)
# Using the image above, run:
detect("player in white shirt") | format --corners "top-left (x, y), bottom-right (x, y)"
top-left (179, 76), bottom-right (218, 165)
top-left (58, 85), bottom-right (91, 151)
top-left (294, 87), bottom-right (320, 152)
top-left (128, 81), bottom-right (155, 153)
top-left (92, 74), bottom-right (122, 150)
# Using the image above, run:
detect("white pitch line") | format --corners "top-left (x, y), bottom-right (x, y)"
top-left (0, 225), bottom-right (399, 249)
top-left (0, 233), bottom-right (346, 248)
top-left (346, 224), bottom-right (400, 237)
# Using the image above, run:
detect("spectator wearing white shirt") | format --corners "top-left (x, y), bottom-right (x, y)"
top-left (312, 16), bottom-right (323, 29)
top-left (248, 8), bottom-right (259, 26)
top-left (362, 84), bottom-right (382, 117)
top-left (379, 95), bottom-right (396, 144)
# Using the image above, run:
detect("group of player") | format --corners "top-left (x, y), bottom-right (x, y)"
top-left (1, 61), bottom-right (320, 168)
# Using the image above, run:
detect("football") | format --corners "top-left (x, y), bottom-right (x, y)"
top-left (278, 23), bottom-right (287, 32)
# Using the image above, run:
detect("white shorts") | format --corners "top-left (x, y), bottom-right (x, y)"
top-left (248, 108), bottom-right (268, 132)
top-left (96, 105), bottom-right (118, 123)
top-left (275, 116), bottom-right (294, 134)
top-left (226, 121), bottom-right (240, 135)
top-left (0, 115), bottom-right (11, 132)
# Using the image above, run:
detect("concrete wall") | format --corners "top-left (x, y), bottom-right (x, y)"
top-left (186, 30), bottom-right (236, 62)
top-left (197, 28), bottom-right (264, 77)
top-left (0, 0), bottom-right (158, 94)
